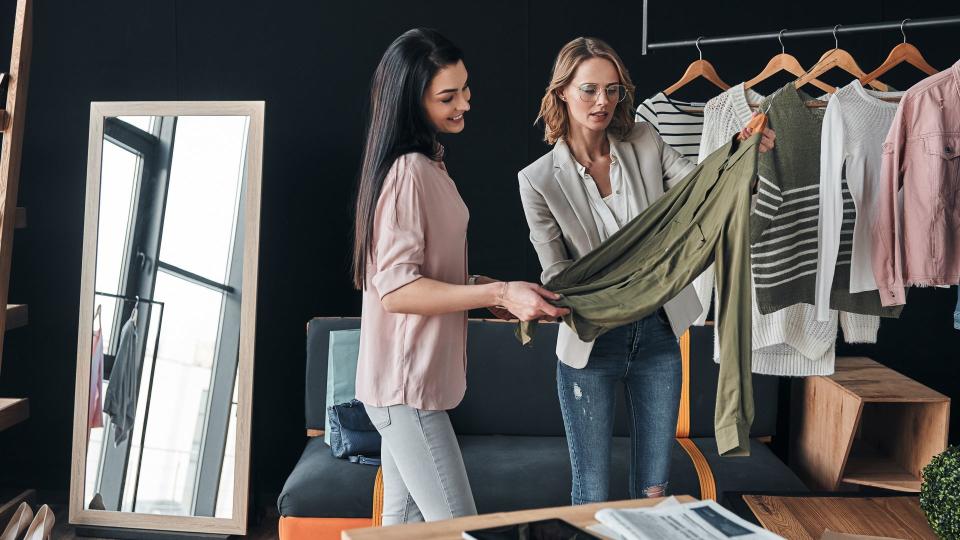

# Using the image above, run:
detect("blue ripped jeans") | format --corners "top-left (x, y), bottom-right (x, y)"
top-left (557, 310), bottom-right (682, 505)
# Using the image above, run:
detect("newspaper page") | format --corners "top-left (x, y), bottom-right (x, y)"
top-left (587, 496), bottom-right (682, 539)
top-left (594, 499), bottom-right (785, 540)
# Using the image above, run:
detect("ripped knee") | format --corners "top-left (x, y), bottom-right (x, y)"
top-left (642, 482), bottom-right (667, 498)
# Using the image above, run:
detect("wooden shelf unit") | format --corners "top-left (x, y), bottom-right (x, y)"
top-left (0, 0), bottom-right (32, 441)
top-left (842, 442), bottom-right (923, 492)
top-left (0, 397), bottom-right (28, 432)
top-left (5, 303), bottom-right (26, 330)
top-left (790, 357), bottom-right (950, 493)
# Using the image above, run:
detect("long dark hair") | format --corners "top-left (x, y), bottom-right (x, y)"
top-left (352, 28), bottom-right (464, 290)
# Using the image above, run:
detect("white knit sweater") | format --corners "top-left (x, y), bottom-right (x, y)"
top-left (815, 80), bottom-right (904, 321)
top-left (692, 83), bottom-right (879, 376)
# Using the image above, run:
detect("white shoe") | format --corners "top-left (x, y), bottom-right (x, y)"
top-left (21, 505), bottom-right (52, 540)
top-left (0, 502), bottom-right (33, 540)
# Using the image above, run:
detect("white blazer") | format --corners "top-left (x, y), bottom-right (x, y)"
top-left (517, 122), bottom-right (703, 368)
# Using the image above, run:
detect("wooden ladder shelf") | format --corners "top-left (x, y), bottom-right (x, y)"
top-left (0, 0), bottom-right (33, 437)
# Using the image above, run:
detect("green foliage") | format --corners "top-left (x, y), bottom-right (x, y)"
top-left (921, 445), bottom-right (960, 539)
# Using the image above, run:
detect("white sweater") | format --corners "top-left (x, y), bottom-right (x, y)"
top-left (815, 80), bottom-right (904, 321)
top-left (693, 83), bottom-right (879, 376)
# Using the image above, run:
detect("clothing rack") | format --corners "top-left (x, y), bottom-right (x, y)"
top-left (92, 290), bottom-right (164, 367)
top-left (92, 290), bottom-right (164, 513)
top-left (94, 290), bottom-right (164, 308)
top-left (640, 3), bottom-right (960, 55)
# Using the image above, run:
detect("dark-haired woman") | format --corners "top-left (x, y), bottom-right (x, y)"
top-left (352, 28), bottom-right (567, 525)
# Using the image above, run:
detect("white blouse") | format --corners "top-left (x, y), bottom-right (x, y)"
top-left (573, 143), bottom-right (633, 240)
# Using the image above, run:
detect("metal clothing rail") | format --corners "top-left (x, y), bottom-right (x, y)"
top-left (641, 1), bottom-right (960, 55)
top-left (93, 289), bottom-right (165, 514)
top-left (94, 290), bottom-right (165, 308)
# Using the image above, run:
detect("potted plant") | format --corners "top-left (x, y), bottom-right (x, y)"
top-left (921, 445), bottom-right (960, 539)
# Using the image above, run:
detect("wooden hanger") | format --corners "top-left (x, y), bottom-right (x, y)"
top-left (860, 19), bottom-right (938, 87)
top-left (737, 111), bottom-right (769, 141)
top-left (664, 37), bottom-right (730, 96)
top-left (746, 29), bottom-right (834, 94)
top-left (795, 25), bottom-right (889, 92)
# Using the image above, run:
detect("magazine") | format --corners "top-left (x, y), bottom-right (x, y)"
top-left (593, 499), bottom-right (785, 540)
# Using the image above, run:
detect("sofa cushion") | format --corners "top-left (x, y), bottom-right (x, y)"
top-left (690, 437), bottom-right (808, 504)
top-left (305, 318), bottom-right (780, 439)
top-left (279, 436), bottom-right (381, 518)
top-left (462, 435), bottom-right (702, 513)
top-left (451, 322), bottom-right (566, 436)
top-left (278, 435), bottom-right (805, 518)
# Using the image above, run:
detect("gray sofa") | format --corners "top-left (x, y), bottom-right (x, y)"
top-left (278, 318), bottom-right (807, 519)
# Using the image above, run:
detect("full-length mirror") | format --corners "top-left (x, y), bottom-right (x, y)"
top-left (71, 102), bottom-right (264, 535)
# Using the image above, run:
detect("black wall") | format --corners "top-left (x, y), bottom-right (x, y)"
top-left (0, 0), bottom-right (958, 506)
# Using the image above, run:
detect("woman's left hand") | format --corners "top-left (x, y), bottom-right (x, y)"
top-left (757, 126), bottom-right (776, 153)
top-left (739, 112), bottom-right (776, 153)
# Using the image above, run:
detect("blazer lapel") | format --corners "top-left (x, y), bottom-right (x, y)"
top-left (610, 135), bottom-right (651, 210)
top-left (553, 141), bottom-right (602, 249)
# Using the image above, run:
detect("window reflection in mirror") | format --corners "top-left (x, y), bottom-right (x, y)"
top-left (87, 115), bottom-right (248, 518)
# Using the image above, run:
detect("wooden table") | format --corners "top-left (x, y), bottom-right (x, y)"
top-left (342, 495), bottom-right (697, 539)
top-left (743, 495), bottom-right (937, 540)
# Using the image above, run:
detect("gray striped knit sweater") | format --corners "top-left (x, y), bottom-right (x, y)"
top-left (751, 83), bottom-right (828, 314)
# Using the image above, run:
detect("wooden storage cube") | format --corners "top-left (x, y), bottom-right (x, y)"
top-left (843, 401), bottom-right (950, 491)
top-left (790, 357), bottom-right (949, 492)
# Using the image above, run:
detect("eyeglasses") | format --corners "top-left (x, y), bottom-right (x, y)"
top-left (576, 83), bottom-right (627, 103)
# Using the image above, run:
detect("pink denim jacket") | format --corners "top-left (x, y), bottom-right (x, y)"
top-left (873, 60), bottom-right (960, 306)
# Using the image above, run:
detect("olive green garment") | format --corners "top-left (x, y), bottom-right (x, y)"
top-left (519, 132), bottom-right (761, 457)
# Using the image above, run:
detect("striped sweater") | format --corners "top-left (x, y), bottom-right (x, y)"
top-left (635, 92), bottom-right (705, 161)
top-left (751, 83), bottom-right (828, 314)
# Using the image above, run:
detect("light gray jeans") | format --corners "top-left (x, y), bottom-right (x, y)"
top-left (365, 403), bottom-right (477, 525)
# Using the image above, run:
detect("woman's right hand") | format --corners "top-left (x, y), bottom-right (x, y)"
top-left (498, 281), bottom-right (570, 322)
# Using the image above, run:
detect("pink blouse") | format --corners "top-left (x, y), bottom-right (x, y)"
top-left (355, 152), bottom-right (470, 411)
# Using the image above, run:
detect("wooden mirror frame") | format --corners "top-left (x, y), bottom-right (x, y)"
top-left (69, 101), bottom-right (264, 536)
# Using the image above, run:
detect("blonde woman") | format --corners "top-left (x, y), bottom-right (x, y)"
top-left (518, 37), bottom-right (774, 504)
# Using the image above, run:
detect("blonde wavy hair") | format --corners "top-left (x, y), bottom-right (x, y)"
top-left (536, 37), bottom-right (637, 145)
